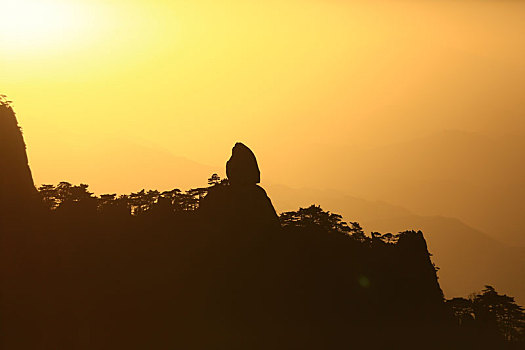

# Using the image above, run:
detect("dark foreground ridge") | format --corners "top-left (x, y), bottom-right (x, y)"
top-left (1, 100), bottom-right (523, 349)
top-left (0, 99), bottom-right (39, 215)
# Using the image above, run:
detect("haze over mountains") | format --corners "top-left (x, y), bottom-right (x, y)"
top-left (267, 184), bottom-right (525, 305)
top-left (265, 130), bottom-right (525, 303)
top-left (28, 128), bottom-right (525, 304)
top-left (31, 129), bottom-right (524, 244)
top-left (270, 130), bottom-right (524, 246)
top-left (31, 136), bottom-right (215, 195)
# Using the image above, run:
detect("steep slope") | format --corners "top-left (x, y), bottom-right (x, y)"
top-left (363, 215), bottom-right (525, 304)
top-left (267, 184), bottom-right (525, 304)
top-left (0, 101), bottom-right (38, 213)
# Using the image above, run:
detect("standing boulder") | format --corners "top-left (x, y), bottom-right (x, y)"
top-left (226, 143), bottom-right (260, 185)
top-left (200, 142), bottom-right (279, 229)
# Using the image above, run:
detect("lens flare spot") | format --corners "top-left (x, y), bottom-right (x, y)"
top-left (358, 275), bottom-right (370, 288)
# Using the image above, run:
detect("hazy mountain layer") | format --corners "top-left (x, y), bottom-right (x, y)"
top-left (267, 184), bottom-right (525, 304)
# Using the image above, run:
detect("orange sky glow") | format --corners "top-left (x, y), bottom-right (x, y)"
top-left (1, 0), bottom-right (524, 249)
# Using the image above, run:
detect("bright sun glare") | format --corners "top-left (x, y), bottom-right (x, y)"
top-left (0, 0), bottom-right (93, 53)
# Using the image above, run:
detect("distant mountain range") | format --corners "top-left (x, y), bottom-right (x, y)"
top-left (267, 184), bottom-right (525, 304)
top-left (30, 130), bottom-right (525, 303)
top-left (32, 139), bottom-right (217, 195)
top-left (266, 130), bottom-right (525, 246)
top-left (33, 129), bottom-right (524, 246)
top-left (350, 130), bottom-right (525, 247)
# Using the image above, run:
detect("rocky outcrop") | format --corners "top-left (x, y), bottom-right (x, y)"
top-left (226, 143), bottom-right (260, 185)
top-left (200, 143), bottom-right (279, 229)
top-left (0, 101), bottom-right (38, 216)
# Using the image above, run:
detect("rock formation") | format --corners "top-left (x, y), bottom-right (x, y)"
top-left (0, 100), bottom-right (41, 349)
top-left (226, 143), bottom-right (260, 185)
top-left (0, 100), bottom-right (39, 216)
top-left (200, 142), bottom-right (279, 229)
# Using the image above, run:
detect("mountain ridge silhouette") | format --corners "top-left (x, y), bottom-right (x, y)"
top-left (267, 183), bottom-right (525, 304)
top-left (2, 101), bottom-right (524, 349)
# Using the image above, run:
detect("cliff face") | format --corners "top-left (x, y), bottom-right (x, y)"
top-left (0, 103), bottom-right (38, 215)
top-left (369, 230), bottom-right (447, 325)
top-left (0, 102), bottom-right (41, 349)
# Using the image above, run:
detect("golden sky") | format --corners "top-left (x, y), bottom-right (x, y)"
top-left (1, 0), bottom-right (524, 242)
